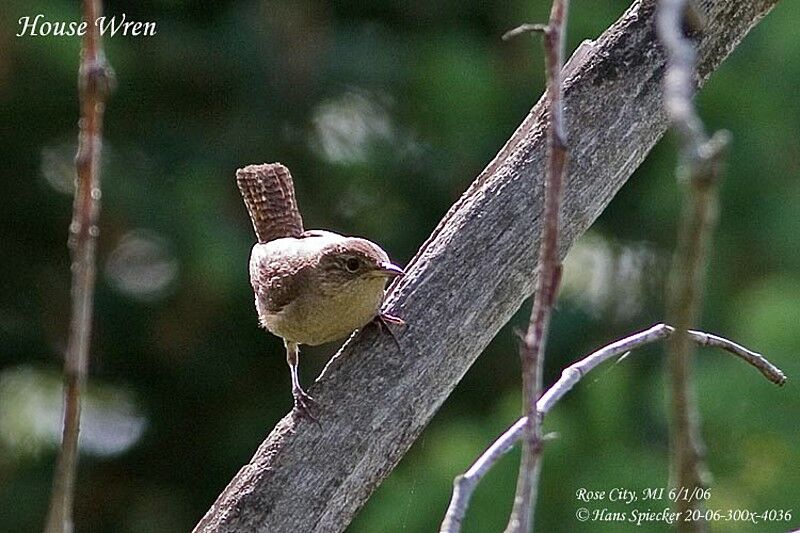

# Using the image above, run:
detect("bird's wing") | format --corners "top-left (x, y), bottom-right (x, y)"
top-left (236, 163), bottom-right (305, 243)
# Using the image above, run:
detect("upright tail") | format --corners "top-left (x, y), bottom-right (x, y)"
top-left (236, 163), bottom-right (305, 243)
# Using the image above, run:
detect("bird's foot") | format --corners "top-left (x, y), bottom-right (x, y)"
top-left (292, 386), bottom-right (319, 423)
top-left (373, 312), bottom-right (405, 350)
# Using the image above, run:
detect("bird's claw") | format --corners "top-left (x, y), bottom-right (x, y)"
top-left (373, 312), bottom-right (405, 350)
top-left (379, 313), bottom-right (405, 326)
top-left (292, 387), bottom-right (319, 423)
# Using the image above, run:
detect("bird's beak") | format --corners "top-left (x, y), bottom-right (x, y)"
top-left (377, 261), bottom-right (405, 278)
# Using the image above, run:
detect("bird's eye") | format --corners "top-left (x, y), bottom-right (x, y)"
top-left (345, 258), bottom-right (360, 272)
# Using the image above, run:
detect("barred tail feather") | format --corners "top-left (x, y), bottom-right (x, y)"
top-left (236, 163), bottom-right (304, 243)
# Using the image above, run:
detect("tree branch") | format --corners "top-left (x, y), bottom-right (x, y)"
top-left (656, 1), bottom-right (732, 529)
top-left (439, 323), bottom-right (785, 533)
top-left (502, 1), bottom-right (570, 531)
top-left (44, 1), bottom-right (114, 532)
top-left (195, 1), bottom-right (780, 531)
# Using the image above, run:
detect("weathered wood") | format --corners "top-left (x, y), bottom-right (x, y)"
top-left (195, 1), bottom-right (779, 531)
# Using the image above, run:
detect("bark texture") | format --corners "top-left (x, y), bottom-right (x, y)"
top-left (195, 0), bottom-right (779, 531)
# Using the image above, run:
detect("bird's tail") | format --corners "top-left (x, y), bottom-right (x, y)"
top-left (236, 163), bottom-right (305, 243)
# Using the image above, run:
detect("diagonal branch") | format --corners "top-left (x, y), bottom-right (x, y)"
top-left (194, 1), bottom-right (781, 531)
top-left (44, 1), bottom-right (114, 532)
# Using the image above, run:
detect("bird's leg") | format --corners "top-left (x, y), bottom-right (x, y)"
top-left (285, 340), bottom-right (318, 421)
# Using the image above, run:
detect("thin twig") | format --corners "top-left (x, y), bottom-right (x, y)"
top-left (502, 24), bottom-right (548, 41)
top-left (502, 3), bottom-right (570, 532)
top-left (439, 324), bottom-right (784, 533)
top-left (44, 1), bottom-right (113, 532)
top-left (656, 1), bottom-right (731, 529)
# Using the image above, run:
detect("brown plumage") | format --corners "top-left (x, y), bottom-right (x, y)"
top-left (236, 162), bottom-right (405, 420)
top-left (236, 163), bottom-right (304, 243)
top-left (250, 231), bottom-right (396, 346)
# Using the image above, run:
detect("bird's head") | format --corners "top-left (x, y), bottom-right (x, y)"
top-left (317, 238), bottom-right (404, 291)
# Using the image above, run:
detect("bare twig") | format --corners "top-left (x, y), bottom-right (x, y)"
top-left (44, 1), bottom-right (113, 532)
top-left (439, 324), bottom-right (784, 533)
top-left (502, 2), bottom-right (570, 532)
top-left (656, 1), bottom-right (731, 528)
top-left (502, 24), bottom-right (547, 41)
top-left (685, 329), bottom-right (785, 384)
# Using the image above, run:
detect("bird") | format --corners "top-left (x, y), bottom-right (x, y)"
top-left (236, 163), bottom-right (404, 419)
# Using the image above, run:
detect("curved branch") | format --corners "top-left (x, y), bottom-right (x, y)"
top-left (195, 1), bottom-right (780, 531)
top-left (440, 323), bottom-right (785, 533)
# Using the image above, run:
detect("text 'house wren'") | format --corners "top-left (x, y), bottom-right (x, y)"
top-left (237, 163), bottom-right (404, 419)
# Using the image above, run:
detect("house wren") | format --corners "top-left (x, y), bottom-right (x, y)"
top-left (237, 163), bottom-right (404, 418)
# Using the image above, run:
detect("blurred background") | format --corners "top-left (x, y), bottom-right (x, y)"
top-left (1, 0), bottom-right (799, 531)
